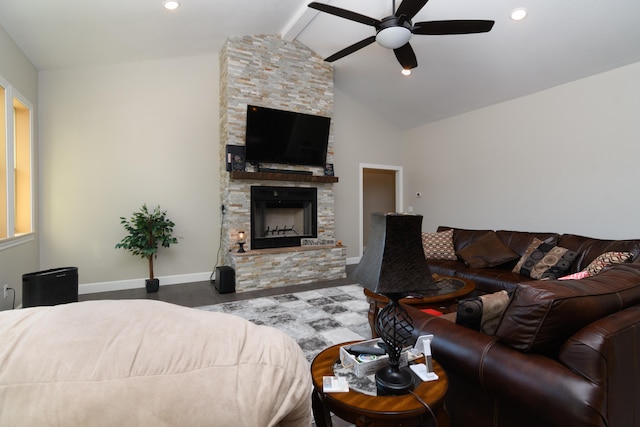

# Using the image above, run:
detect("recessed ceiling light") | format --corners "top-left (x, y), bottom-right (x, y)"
top-left (163, 1), bottom-right (180, 11)
top-left (510, 8), bottom-right (528, 21)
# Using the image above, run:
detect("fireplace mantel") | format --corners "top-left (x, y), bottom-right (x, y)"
top-left (230, 171), bottom-right (338, 183)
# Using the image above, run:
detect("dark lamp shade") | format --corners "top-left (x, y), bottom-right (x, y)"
top-left (352, 212), bottom-right (436, 295)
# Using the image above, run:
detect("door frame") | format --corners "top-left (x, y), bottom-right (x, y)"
top-left (358, 163), bottom-right (403, 260)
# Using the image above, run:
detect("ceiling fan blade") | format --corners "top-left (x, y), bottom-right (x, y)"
top-left (395, 0), bottom-right (429, 20)
top-left (413, 20), bottom-right (495, 35)
top-left (325, 36), bottom-right (377, 62)
top-left (308, 2), bottom-right (381, 27)
top-left (394, 43), bottom-right (418, 69)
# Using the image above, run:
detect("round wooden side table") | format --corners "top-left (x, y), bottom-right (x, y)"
top-left (311, 342), bottom-right (448, 427)
top-left (365, 276), bottom-right (475, 338)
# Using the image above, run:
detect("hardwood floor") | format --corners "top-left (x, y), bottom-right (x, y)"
top-left (79, 273), bottom-right (357, 308)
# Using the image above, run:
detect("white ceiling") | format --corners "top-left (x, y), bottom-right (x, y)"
top-left (1, 0), bottom-right (639, 129)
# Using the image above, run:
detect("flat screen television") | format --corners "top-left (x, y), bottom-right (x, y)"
top-left (244, 105), bottom-right (330, 167)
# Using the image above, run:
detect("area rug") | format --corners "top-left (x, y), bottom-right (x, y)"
top-left (197, 284), bottom-right (371, 362)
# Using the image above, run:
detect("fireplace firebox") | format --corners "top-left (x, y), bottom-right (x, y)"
top-left (250, 186), bottom-right (317, 249)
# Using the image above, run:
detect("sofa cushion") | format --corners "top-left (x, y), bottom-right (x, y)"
top-left (427, 259), bottom-right (534, 294)
top-left (584, 251), bottom-right (634, 275)
top-left (512, 238), bottom-right (578, 280)
top-left (495, 230), bottom-right (560, 256)
top-left (495, 264), bottom-right (640, 354)
top-left (457, 231), bottom-right (519, 268)
top-left (456, 290), bottom-right (510, 335)
top-left (557, 233), bottom-right (640, 272)
top-left (422, 229), bottom-right (457, 260)
top-left (437, 226), bottom-right (494, 253)
top-left (558, 252), bottom-right (633, 280)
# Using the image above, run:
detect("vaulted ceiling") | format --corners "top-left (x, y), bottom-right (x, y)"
top-left (1, 0), bottom-right (639, 129)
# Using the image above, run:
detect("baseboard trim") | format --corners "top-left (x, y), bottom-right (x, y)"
top-left (78, 272), bottom-right (213, 295)
top-left (346, 257), bottom-right (360, 265)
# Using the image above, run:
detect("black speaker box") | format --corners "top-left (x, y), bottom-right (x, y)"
top-left (225, 145), bottom-right (245, 172)
top-left (22, 267), bottom-right (79, 308)
top-left (215, 266), bottom-right (236, 294)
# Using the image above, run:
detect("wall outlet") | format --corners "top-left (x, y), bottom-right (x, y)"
top-left (3, 285), bottom-right (8, 299)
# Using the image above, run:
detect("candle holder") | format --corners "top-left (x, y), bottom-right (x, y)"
top-left (237, 231), bottom-right (246, 253)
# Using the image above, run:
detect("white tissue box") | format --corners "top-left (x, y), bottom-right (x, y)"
top-left (339, 338), bottom-right (409, 378)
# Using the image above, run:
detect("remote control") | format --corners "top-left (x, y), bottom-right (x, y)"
top-left (347, 344), bottom-right (386, 355)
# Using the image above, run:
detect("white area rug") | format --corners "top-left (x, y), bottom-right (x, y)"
top-left (198, 284), bottom-right (371, 362)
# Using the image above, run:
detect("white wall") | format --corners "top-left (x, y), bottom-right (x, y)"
top-left (0, 25), bottom-right (39, 310)
top-left (403, 61), bottom-right (640, 239)
top-left (332, 87), bottom-right (404, 260)
top-left (34, 41), bottom-right (640, 294)
top-left (0, 27), bottom-right (38, 103)
top-left (35, 53), bottom-right (403, 292)
top-left (38, 54), bottom-right (220, 292)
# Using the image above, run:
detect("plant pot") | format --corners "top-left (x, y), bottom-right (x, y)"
top-left (145, 278), bottom-right (160, 293)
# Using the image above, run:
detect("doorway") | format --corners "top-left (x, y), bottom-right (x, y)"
top-left (359, 164), bottom-right (403, 259)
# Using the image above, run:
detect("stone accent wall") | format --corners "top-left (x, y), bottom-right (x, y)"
top-left (219, 34), bottom-right (344, 291)
top-left (230, 246), bottom-right (347, 291)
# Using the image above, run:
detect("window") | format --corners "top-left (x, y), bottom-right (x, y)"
top-left (0, 76), bottom-right (34, 246)
top-left (0, 83), bottom-right (6, 239)
top-left (13, 97), bottom-right (32, 235)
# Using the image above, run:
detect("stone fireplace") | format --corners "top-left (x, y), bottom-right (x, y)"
top-left (251, 186), bottom-right (317, 250)
top-left (218, 35), bottom-right (346, 291)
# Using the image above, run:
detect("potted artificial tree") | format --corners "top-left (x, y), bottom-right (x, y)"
top-left (115, 204), bottom-right (179, 293)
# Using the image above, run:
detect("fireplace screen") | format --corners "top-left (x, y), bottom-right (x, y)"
top-left (251, 186), bottom-right (317, 249)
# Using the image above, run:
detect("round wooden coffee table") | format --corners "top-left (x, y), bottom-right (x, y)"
top-left (365, 276), bottom-right (475, 338)
top-left (311, 342), bottom-right (448, 427)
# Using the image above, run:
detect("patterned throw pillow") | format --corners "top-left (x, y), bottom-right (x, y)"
top-left (421, 229), bottom-right (457, 261)
top-left (512, 238), bottom-right (578, 280)
top-left (584, 251), bottom-right (634, 276)
top-left (558, 271), bottom-right (591, 280)
top-left (456, 290), bottom-right (511, 335)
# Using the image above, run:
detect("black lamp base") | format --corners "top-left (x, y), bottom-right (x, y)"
top-left (375, 365), bottom-right (414, 396)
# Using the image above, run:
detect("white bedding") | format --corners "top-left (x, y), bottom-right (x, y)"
top-left (0, 299), bottom-right (311, 426)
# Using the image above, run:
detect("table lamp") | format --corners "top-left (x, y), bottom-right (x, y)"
top-left (352, 212), bottom-right (437, 395)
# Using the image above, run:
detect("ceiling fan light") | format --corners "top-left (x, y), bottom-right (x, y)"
top-left (376, 27), bottom-right (412, 49)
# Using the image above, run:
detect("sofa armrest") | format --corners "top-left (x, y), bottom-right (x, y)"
top-left (409, 308), bottom-right (607, 427)
top-left (559, 305), bottom-right (640, 427)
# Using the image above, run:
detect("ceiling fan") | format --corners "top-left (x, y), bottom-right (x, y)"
top-left (308, 0), bottom-right (494, 71)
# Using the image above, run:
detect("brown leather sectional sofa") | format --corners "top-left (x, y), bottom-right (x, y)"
top-left (411, 227), bottom-right (640, 427)
top-left (427, 226), bottom-right (640, 293)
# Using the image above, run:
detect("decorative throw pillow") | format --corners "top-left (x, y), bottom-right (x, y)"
top-left (456, 298), bottom-right (482, 331)
top-left (558, 271), bottom-right (591, 280)
top-left (584, 251), bottom-right (634, 276)
top-left (422, 229), bottom-right (457, 261)
top-left (495, 278), bottom-right (639, 354)
top-left (456, 231), bottom-right (519, 268)
top-left (512, 238), bottom-right (578, 280)
top-left (456, 290), bottom-right (511, 335)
